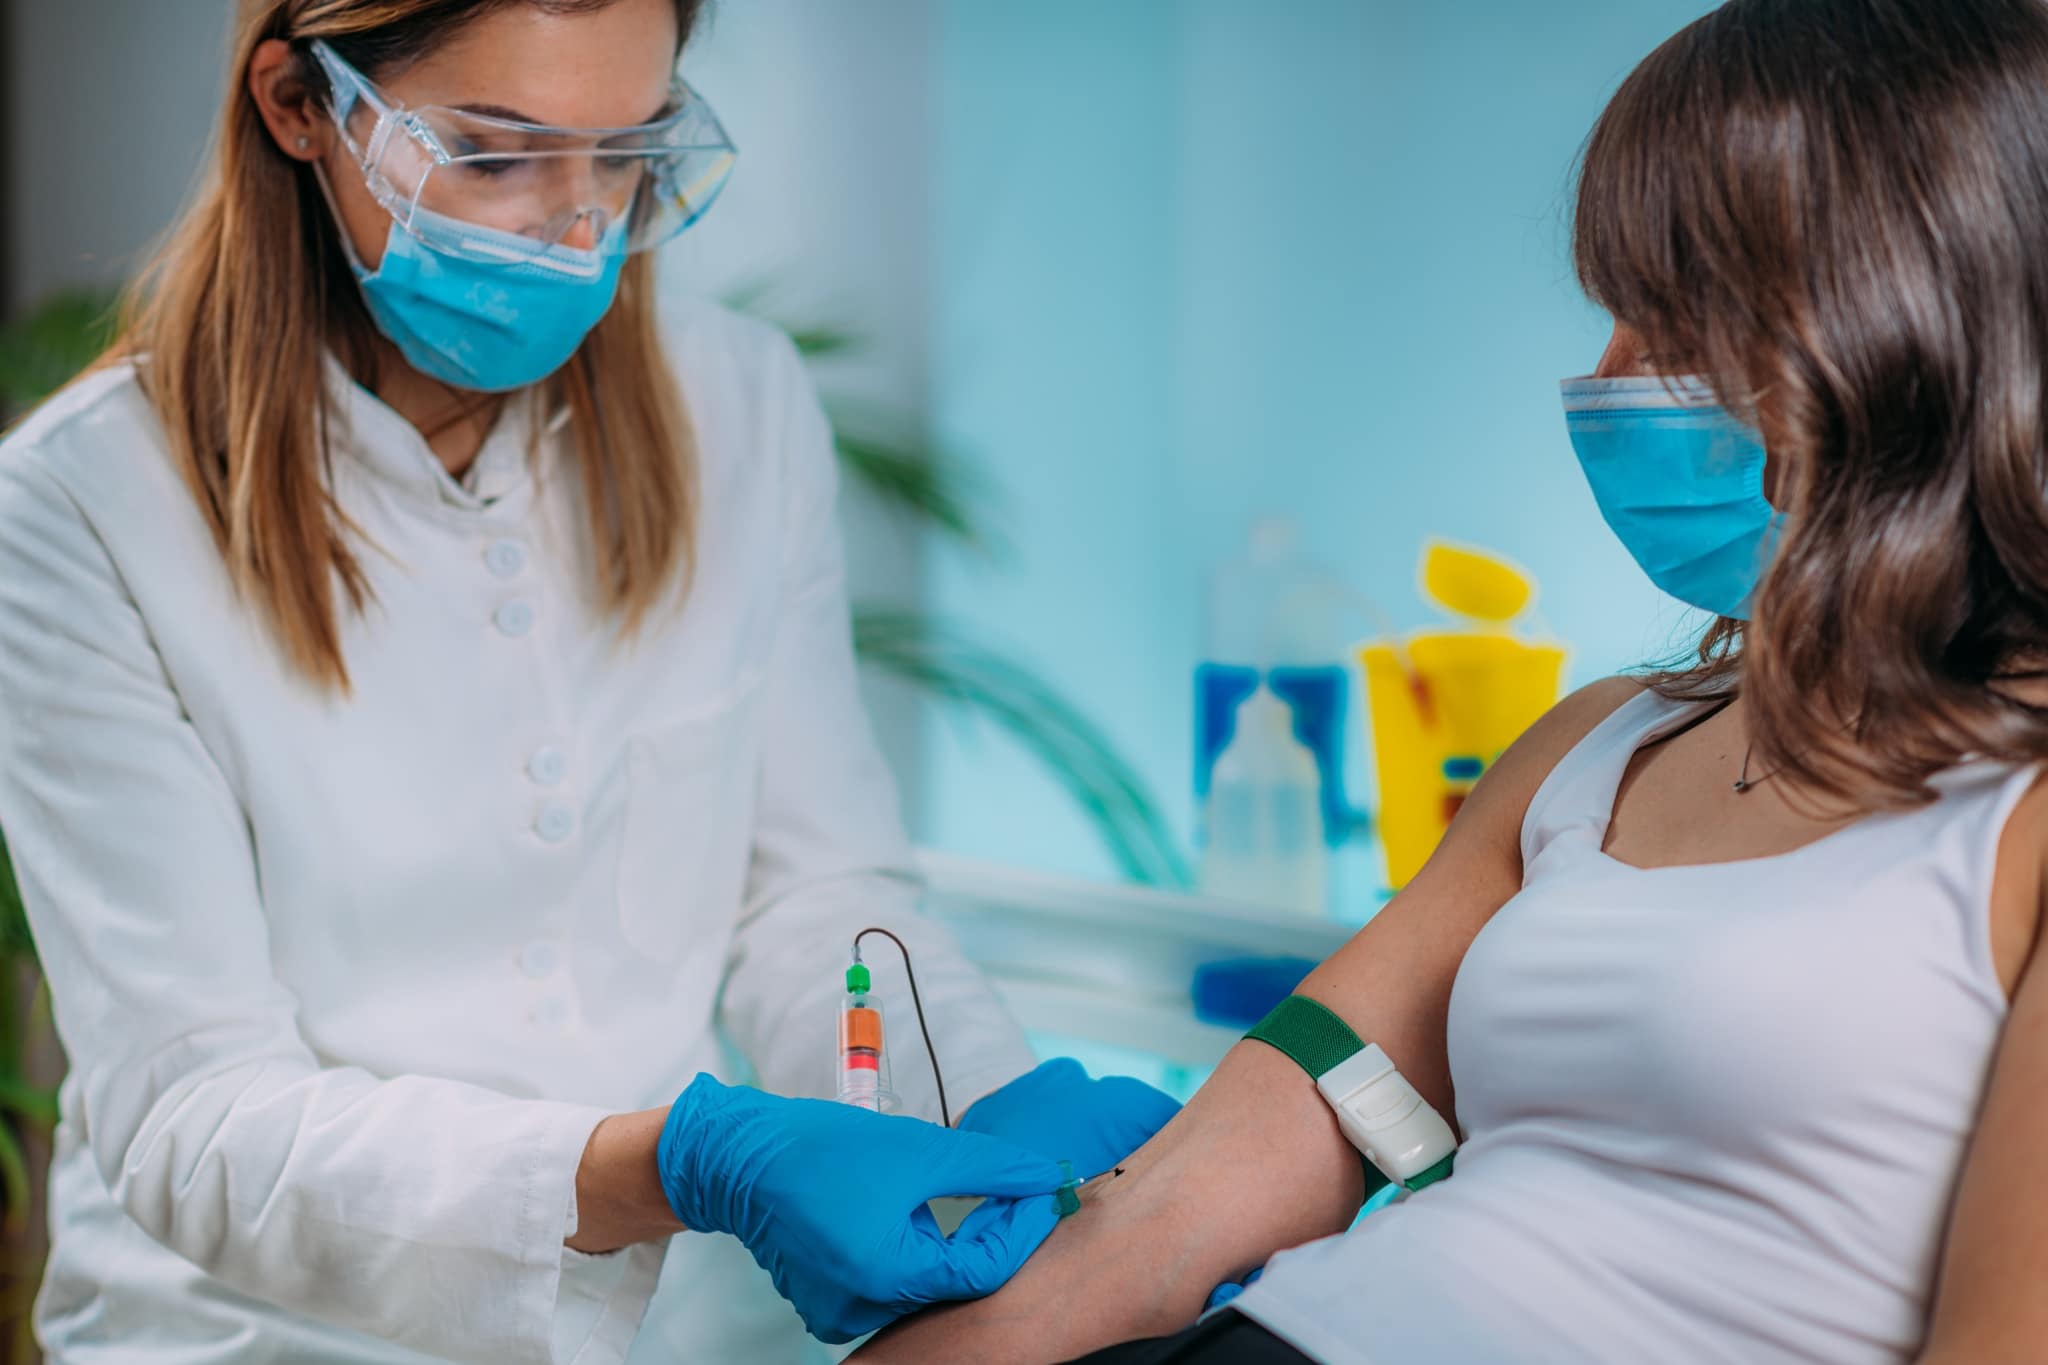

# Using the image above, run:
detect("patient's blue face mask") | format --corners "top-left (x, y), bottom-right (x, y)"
top-left (342, 206), bottom-right (628, 394)
top-left (1561, 375), bottom-right (1783, 620)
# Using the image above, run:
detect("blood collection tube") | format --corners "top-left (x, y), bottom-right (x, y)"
top-left (837, 961), bottom-right (895, 1112)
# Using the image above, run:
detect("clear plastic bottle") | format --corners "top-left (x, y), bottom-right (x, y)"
top-left (836, 962), bottom-right (896, 1113)
top-left (1207, 518), bottom-right (1346, 668)
top-left (1196, 518), bottom-right (1352, 873)
top-left (1199, 685), bottom-right (1328, 913)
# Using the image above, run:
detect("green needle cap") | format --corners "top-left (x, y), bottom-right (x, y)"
top-left (1055, 1160), bottom-right (1080, 1218)
top-left (846, 962), bottom-right (871, 994)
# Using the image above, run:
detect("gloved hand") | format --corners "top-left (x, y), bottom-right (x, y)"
top-left (1206, 1266), bottom-right (1264, 1311)
top-left (657, 1074), bottom-right (1064, 1344)
top-left (958, 1057), bottom-right (1182, 1179)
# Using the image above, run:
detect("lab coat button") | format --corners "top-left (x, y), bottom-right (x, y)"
top-left (485, 539), bottom-right (527, 579)
top-left (527, 746), bottom-right (567, 786)
top-left (532, 997), bottom-right (570, 1030)
top-left (519, 940), bottom-right (560, 979)
top-left (534, 801), bottom-right (576, 843)
top-left (495, 600), bottom-right (536, 637)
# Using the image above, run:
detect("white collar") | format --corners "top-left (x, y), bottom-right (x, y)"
top-left (319, 352), bottom-right (566, 510)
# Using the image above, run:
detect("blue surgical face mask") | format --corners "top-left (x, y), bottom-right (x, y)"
top-left (1561, 375), bottom-right (1784, 620)
top-left (325, 182), bottom-right (628, 393)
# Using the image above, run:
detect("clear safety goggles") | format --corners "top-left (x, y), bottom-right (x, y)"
top-left (309, 39), bottom-right (735, 267)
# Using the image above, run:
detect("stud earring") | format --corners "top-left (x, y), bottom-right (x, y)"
top-left (296, 136), bottom-right (311, 151)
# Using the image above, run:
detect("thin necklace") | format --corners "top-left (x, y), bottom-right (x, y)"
top-left (419, 392), bottom-right (504, 444)
top-left (1733, 740), bottom-right (1778, 794)
top-left (1690, 695), bottom-right (1776, 794)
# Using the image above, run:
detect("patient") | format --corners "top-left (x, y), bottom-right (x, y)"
top-left (858, 2), bottom-right (2048, 1361)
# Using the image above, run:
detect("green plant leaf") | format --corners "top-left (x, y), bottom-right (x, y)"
top-left (2, 1274), bottom-right (38, 1365)
top-left (0, 835), bottom-right (29, 962)
top-left (853, 608), bottom-right (1191, 888)
top-left (718, 283), bottom-right (863, 362)
top-left (0, 1119), bottom-right (28, 1240)
top-left (0, 834), bottom-right (28, 1076)
top-left (0, 1072), bottom-right (56, 1132)
top-left (1, 1269), bottom-right (38, 1365)
top-left (784, 323), bottom-right (863, 363)
top-left (719, 294), bottom-right (997, 548)
top-left (0, 287), bottom-right (122, 412)
top-left (826, 407), bottom-right (994, 552)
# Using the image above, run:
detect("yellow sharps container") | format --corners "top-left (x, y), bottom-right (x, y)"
top-left (1361, 543), bottom-right (1566, 890)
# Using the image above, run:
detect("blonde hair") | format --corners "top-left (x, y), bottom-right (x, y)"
top-left (102, 0), bottom-right (703, 689)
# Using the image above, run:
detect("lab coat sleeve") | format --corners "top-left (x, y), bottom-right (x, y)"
top-left (714, 334), bottom-right (1038, 1121)
top-left (0, 455), bottom-right (625, 1365)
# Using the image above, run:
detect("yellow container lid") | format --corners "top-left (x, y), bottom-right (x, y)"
top-left (1420, 541), bottom-right (1535, 624)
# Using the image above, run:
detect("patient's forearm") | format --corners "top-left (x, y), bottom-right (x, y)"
top-left (855, 1038), bottom-right (1364, 1363)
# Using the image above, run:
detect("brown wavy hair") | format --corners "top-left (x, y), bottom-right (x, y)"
top-left (1574, 0), bottom-right (2048, 808)
top-left (103, 0), bottom-right (705, 689)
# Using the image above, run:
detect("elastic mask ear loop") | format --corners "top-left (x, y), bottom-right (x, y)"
top-left (310, 160), bottom-right (377, 278)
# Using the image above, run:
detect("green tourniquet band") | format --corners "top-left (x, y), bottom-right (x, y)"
top-left (1245, 995), bottom-right (1369, 1080)
top-left (1245, 995), bottom-right (1457, 1198)
top-left (1245, 996), bottom-right (1391, 1197)
top-left (1405, 1153), bottom-right (1456, 1192)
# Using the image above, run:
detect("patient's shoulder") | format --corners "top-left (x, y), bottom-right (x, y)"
top-left (1450, 676), bottom-right (1642, 862)
top-left (1543, 675), bottom-right (1646, 743)
top-left (1989, 767), bottom-right (2048, 1000)
top-left (1493, 676), bottom-right (1643, 794)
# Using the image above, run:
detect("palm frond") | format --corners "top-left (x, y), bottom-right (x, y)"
top-left (719, 283), bottom-right (864, 362)
top-left (0, 837), bottom-right (28, 1080)
top-left (784, 323), bottom-right (863, 362)
top-left (0, 838), bottom-right (28, 965)
top-left (853, 608), bottom-right (1190, 888)
top-left (0, 1119), bottom-right (27, 1240)
top-left (721, 292), bottom-right (997, 550)
top-left (0, 1071), bottom-right (55, 1132)
top-left (726, 295), bottom-right (1159, 880)
top-left (826, 405), bottom-right (995, 552)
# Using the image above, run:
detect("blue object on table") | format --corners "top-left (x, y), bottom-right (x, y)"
top-left (1192, 956), bottom-right (1319, 1029)
top-left (1194, 664), bottom-right (1354, 847)
top-left (1194, 663), bottom-right (1261, 799)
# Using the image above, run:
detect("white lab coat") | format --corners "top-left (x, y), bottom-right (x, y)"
top-left (0, 298), bottom-right (1037, 1364)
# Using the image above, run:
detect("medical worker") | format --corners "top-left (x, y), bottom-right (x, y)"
top-left (0, 1), bottom-right (1177, 1361)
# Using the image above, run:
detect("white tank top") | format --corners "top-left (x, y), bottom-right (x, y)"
top-left (1234, 690), bottom-right (2025, 1364)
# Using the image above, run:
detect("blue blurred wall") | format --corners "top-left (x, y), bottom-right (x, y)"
top-left (922, 0), bottom-right (1719, 883)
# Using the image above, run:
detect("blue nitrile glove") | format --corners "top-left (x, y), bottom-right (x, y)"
top-left (959, 1057), bottom-right (1182, 1179)
top-left (657, 1074), bottom-right (1065, 1344)
top-left (1206, 1266), bottom-right (1264, 1311)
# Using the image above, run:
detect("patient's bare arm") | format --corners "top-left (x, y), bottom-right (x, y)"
top-left (854, 679), bottom-right (1644, 1364)
top-left (855, 1038), bottom-right (1359, 1363)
